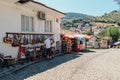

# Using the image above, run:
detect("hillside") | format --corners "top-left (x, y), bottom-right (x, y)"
top-left (61, 11), bottom-right (120, 42)
top-left (62, 10), bottom-right (120, 30)
top-left (94, 10), bottom-right (120, 24)
top-left (62, 12), bottom-right (93, 21)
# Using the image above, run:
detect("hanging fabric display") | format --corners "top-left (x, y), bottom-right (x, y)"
top-left (40, 35), bottom-right (45, 43)
top-left (18, 45), bottom-right (26, 60)
top-left (27, 35), bottom-right (31, 44)
top-left (11, 34), bottom-right (19, 47)
top-left (20, 35), bottom-right (24, 44)
top-left (21, 35), bottom-right (28, 45)
top-left (17, 34), bottom-right (22, 42)
top-left (28, 35), bottom-right (32, 44)
top-left (35, 35), bottom-right (41, 43)
top-left (32, 35), bottom-right (36, 44)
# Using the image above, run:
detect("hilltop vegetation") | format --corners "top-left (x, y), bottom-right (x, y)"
top-left (62, 12), bottom-right (93, 20)
top-left (62, 10), bottom-right (120, 30)
top-left (62, 12), bottom-right (94, 29)
top-left (94, 10), bottom-right (120, 25)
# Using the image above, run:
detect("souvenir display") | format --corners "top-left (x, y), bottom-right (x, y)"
top-left (21, 35), bottom-right (28, 45)
top-left (3, 34), bottom-right (12, 44)
top-left (40, 35), bottom-right (45, 43)
top-left (35, 35), bottom-right (41, 44)
top-left (11, 34), bottom-right (19, 47)
top-left (3, 33), bottom-right (54, 61)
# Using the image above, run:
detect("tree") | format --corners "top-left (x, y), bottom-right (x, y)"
top-left (106, 26), bottom-right (120, 42)
top-left (82, 31), bottom-right (92, 36)
top-left (98, 30), bottom-right (107, 41)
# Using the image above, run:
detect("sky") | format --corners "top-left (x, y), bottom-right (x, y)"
top-left (35, 0), bottom-right (119, 16)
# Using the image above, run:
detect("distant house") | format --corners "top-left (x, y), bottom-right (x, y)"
top-left (0, 0), bottom-right (65, 58)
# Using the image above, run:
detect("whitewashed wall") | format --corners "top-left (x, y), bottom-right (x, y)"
top-left (0, 1), bottom-right (62, 58)
top-left (0, 1), bottom-right (21, 58)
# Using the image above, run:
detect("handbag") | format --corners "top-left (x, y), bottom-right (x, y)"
top-left (40, 35), bottom-right (45, 43)
top-left (11, 35), bottom-right (19, 47)
top-left (35, 36), bottom-right (41, 43)
top-left (21, 36), bottom-right (28, 45)
top-left (3, 37), bottom-right (12, 44)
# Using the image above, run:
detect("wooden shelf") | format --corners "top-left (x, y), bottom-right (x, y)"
top-left (6, 32), bottom-right (54, 35)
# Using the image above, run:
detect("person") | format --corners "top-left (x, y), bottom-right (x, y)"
top-left (50, 38), bottom-right (55, 59)
top-left (0, 54), bottom-right (4, 68)
top-left (0, 53), bottom-right (9, 68)
top-left (44, 37), bottom-right (52, 59)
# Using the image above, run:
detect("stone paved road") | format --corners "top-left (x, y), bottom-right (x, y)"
top-left (1, 49), bottom-right (120, 80)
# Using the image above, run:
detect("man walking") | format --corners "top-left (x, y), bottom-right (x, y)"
top-left (44, 37), bottom-right (51, 59)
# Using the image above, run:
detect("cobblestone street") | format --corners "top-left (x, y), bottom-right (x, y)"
top-left (1, 49), bottom-right (120, 80)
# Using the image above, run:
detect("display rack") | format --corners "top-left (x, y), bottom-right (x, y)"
top-left (4, 32), bottom-right (54, 61)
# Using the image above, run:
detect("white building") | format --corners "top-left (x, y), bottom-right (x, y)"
top-left (0, 0), bottom-right (65, 58)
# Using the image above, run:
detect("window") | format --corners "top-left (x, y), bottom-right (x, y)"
top-left (21, 15), bottom-right (34, 32)
top-left (56, 18), bottom-right (59, 23)
top-left (45, 20), bottom-right (52, 32)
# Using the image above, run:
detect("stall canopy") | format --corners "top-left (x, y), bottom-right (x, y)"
top-left (63, 35), bottom-right (85, 42)
top-left (63, 34), bottom-right (92, 41)
top-left (63, 35), bottom-right (75, 39)
top-left (75, 35), bottom-right (85, 42)
top-left (113, 42), bottom-right (120, 45)
top-left (80, 34), bottom-right (92, 41)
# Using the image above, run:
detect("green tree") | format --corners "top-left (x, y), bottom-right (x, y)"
top-left (98, 30), bottom-right (107, 41)
top-left (82, 31), bottom-right (92, 36)
top-left (107, 26), bottom-right (120, 42)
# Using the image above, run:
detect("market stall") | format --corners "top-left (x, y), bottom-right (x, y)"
top-left (61, 34), bottom-right (86, 53)
top-left (3, 32), bottom-right (54, 62)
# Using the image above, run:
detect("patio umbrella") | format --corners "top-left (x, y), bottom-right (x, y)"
top-left (63, 35), bottom-right (75, 39)
top-left (80, 34), bottom-right (92, 40)
top-left (78, 36), bottom-right (85, 42)
top-left (75, 35), bottom-right (85, 42)
top-left (113, 42), bottom-right (120, 45)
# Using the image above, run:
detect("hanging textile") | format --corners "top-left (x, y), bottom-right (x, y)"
top-left (18, 45), bottom-right (26, 60)
top-left (21, 35), bottom-right (28, 45)
top-left (3, 37), bottom-right (12, 44)
top-left (11, 34), bottom-right (19, 47)
top-left (35, 35), bottom-right (41, 43)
